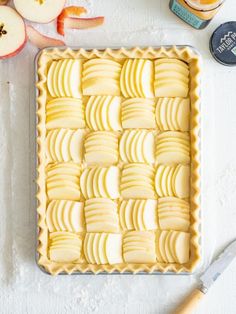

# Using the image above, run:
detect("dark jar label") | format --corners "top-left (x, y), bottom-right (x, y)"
top-left (210, 22), bottom-right (236, 66)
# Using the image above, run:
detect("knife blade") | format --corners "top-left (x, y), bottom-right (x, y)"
top-left (200, 239), bottom-right (236, 293)
top-left (174, 239), bottom-right (236, 314)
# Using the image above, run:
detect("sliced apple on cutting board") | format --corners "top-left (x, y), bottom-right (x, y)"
top-left (0, 6), bottom-right (26, 60)
top-left (13, 0), bottom-right (66, 23)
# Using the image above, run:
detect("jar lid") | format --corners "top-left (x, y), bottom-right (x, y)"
top-left (210, 21), bottom-right (236, 66)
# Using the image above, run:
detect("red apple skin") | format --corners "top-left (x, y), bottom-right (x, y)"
top-left (26, 25), bottom-right (65, 49)
top-left (0, 21), bottom-right (27, 60)
top-left (65, 16), bottom-right (105, 30)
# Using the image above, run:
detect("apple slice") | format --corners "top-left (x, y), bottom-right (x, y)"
top-left (69, 129), bottom-right (84, 162)
top-left (14, 0), bottom-right (66, 23)
top-left (27, 26), bottom-right (64, 49)
top-left (65, 16), bottom-right (104, 30)
top-left (0, 6), bottom-right (26, 60)
top-left (105, 234), bottom-right (123, 264)
top-left (57, 6), bottom-right (87, 36)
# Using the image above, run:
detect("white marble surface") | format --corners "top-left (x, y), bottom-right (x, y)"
top-left (1, 0), bottom-right (236, 313)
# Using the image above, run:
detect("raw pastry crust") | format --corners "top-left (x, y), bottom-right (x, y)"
top-left (36, 46), bottom-right (201, 275)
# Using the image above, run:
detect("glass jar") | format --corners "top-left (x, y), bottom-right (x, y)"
top-left (169, 0), bottom-right (225, 29)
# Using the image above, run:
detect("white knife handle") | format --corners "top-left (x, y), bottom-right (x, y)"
top-left (173, 288), bottom-right (205, 314)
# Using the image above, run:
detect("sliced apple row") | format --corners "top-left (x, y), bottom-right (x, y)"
top-left (156, 131), bottom-right (190, 164)
top-left (46, 200), bottom-right (85, 233)
top-left (154, 58), bottom-right (189, 98)
top-left (121, 98), bottom-right (156, 129)
top-left (80, 166), bottom-right (120, 199)
top-left (47, 163), bottom-right (81, 201)
top-left (46, 98), bottom-right (85, 129)
top-left (119, 130), bottom-right (155, 163)
top-left (155, 164), bottom-right (190, 199)
top-left (119, 199), bottom-right (157, 231)
top-left (84, 198), bottom-right (120, 233)
top-left (121, 163), bottom-right (156, 199)
top-left (47, 59), bottom-right (83, 99)
top-left (120, 59), bottom-right (154, 98)
top-left (82, 59), bottom-right (122, 95)
top-left (85, 95), bottom-right (122, 131)
top-left (156, 97), bottom-right (190, 131)
top-left (49, 231), bottom-right (82, 263)
top-left (123, 231), bottom-right (156, 263)
top-left (84, 131), bottom-right (119, 165)
top-left (83, 233), bottom-right (123, 264)
top-left (46, 129), bottom-right (85, 163)
top-left (156, 230), bottom-right (190, 264)
top-left (158, 197), bottom-right (190, 232)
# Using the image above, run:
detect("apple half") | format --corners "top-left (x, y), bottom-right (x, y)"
top-left (0, 6), bottom-right (26, 60)
top-left (13, 0), bottom-right (66, 23)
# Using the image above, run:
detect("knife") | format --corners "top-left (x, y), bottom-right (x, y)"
top-left (174, 239), bottom-right (236, 314)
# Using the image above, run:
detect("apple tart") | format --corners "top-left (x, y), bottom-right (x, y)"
top-left (36, 46), bottom-right (200, 275)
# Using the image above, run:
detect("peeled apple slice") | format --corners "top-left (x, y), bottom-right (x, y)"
top-left (156, 230), bottom-right (190, 264)
top-left (156, 98), bottom-right (190, 131)
top-left (120, 59), bottom-right (154, 98)
top-left (121, 163), bottom-right (156, 199)
top-left (119, 199), bottom-right (157, 231)
top-left (84, 198), bottom-right (119, 233)
top-left (47, 163), bottom-right (81, 201)
top-left (80, 166), bottom-right (120, 199)
top-left (82, 59), bottom-right (122, 96)
top-left (84, 233), bottom-right (123, 265)
top-left (123, 231), bottom-right (156, 263)
top-left (85, 96), bottom-right (122, 131)
top-left (105, 166), bottom-right (120, 199)
top-left (154, 164), bottom-right (190, 198)
top-left (154, 58), bottom-right (189, 97)
top-left (119, 130), bottom-right (155, 163)
top-left (46, 200), bottom-right (84, 233)
top-left (155, 131), bottom-right (190, 164)
top-left (46, 129), bottom-right (85, 163)
top-left (84, 131), bottom-right (118, 165)
top-left (49, 231), bottom-right (82, 263)
top-left (158, 197), bottom-right (190, 231)
top-left (47, 60), bottom-right (82, 98)
top-left (122, 98), bottom-right (156, 129)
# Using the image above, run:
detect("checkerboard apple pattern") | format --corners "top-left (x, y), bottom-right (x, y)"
top-left (45, 57), bottom-right (191, 266)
